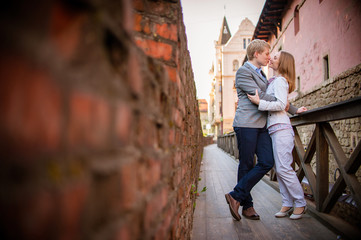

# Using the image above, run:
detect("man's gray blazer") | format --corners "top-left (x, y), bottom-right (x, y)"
top-left (233, 62), bottom-right (297, 128)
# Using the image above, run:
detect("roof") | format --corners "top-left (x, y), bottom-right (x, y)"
top-left (217, 16), bottom-right (231, 45)
top-left (252, 0), bottom-right (290, 41)
top-left (198, 99), bottom-right (208, 112)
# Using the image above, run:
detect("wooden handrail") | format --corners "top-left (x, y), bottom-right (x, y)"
top-left (290, 96), bottom-right (361, 126)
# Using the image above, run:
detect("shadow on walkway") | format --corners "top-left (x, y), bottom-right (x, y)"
top-left (192, 144), bottom-right (338, 240)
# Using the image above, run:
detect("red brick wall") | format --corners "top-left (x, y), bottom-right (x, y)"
top-left (0, 0), bottom-right (203, 239)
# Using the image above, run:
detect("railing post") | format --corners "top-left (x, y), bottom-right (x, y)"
top-left (233, 134), bottom-right (239, 160)
top-left (316, 123), bottom-right (329, 211)
top-left (229, 133), bottom-right (234, 156)
top-left (225, 135), bottom-right (229, 153)
top-left (232, 133), bottom-right (238, 160)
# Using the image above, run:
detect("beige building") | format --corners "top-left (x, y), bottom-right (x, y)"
top-left (198, 99), bottom-right (209, 135)
top-left (209, 17), bottom-right (255, 136)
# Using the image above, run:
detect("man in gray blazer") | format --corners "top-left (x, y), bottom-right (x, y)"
top-left (225, 40), bottom-right (297, 221)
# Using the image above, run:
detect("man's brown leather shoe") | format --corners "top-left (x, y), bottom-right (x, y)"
top-left (242, 207), bottom-right (260, 220)
top-left (225, 193), bottom-right (241, 221)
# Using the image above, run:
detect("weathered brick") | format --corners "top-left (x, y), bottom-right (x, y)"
top-left (115, 101), bottom-right (132, 144)
top-left (168, 128), bottom-right (175, 145)
top-left (165, 65), bottom-right (177, 83)
top-left (155, 23), bottom-right (178, 41)
top-left (127, 47), bottom-right (143, 96)
top-left (91, 98), bottom-right (110, 146)
top-left (122, 0), bottom-right (134, 33)
top-left (144, 187), bottom-right (168, 231)
top-left (50, 1), bottom-right (85, 58)
top-left (135, 37), bottom-right (173, 61)
top-left (173, 108), bottom-right (183, 128)
top-left (68, 92), bottom-right (93, 148)
top-left (119, 161), bottom-right (139, 210)
top-left (0, 56), bottom-right (62, 158)
top-left (67, 93), bottom-right (109, 148)
top-left (134, 13), bottom-right (151, 34)
top-left (133, 0), bottom-right (144, 11)
top-left (147, 158), bottom-right (161, 188)
top-left (173, 152), bottom-right (182, 167)
top-left (14, 190), bottom-right (55, 239)
top-left (113, 225), bottom-right (131, 240)
top-left (147, 1), bottom-right (176, 20)
top-left (136, 113), bottom-right (158, 147)
top-left (57, 182), bottom-right (89, 240)
top-left (134, 13), bottom-right (142, 32)
top-left (138, 157), bottom-right (161, 195)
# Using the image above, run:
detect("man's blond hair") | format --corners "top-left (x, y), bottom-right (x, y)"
top-left (247, 39), bottom-right (270, 60)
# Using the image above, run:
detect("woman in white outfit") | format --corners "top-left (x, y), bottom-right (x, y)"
top-left (247, 51), bottom-right (308, 220)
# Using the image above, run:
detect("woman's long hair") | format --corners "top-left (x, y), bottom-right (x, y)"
top-left (278, 51), bottom-right (295, 93)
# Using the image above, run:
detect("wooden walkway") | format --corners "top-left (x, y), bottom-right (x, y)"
top-left (192, 144), bottom-right (338, 240)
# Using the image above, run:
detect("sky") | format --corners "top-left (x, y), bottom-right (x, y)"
top-left (180, 0), bottom-right (266, 102)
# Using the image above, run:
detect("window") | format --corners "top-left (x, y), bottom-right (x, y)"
top-left (243, 38), bottom-right (246, 49)
top-left (223, 26), bottom-right (228, 34)
top-left (248, 38), bottom-right (251, 44)
top-left (323, 55), bottom-right (330, 80)
top-left (297, 76), bottom-right (301, 92)
top-left (233, 60), bottom-right (239, 71)
top-left (294, 6), bottom-right (300, 35)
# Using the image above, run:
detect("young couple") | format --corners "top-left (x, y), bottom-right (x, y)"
top-left (225, 39), bottom-right (308, 221)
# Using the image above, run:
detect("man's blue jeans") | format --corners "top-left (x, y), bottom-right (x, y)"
top-left (230, 126), bottom-right (274, 210)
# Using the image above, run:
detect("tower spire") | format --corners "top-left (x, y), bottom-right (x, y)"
top-left (217, 16), bottom-right (231, 45)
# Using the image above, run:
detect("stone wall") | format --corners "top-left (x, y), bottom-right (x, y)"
top-left (291, 63), bottom-right (361, 183)
top-left (0, 0), bottom-right (203, 239)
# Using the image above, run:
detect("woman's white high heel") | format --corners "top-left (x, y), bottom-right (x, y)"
top-left (289, 206), bottom-right (307, 220)
top-left (275, 207), bottom-right (293, 218)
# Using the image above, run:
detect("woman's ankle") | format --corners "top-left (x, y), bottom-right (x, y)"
top-left (293, 206), bottom-right (305, 214)
top-left (280, 206), bottom-right (292, 212)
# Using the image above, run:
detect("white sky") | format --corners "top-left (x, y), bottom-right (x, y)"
top-left (180, 0), bottom-right (266, 102)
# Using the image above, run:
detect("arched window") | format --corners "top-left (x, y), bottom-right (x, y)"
top-left (233, 60), bottom-right (239, 71)
top-left (294, 6), bottom-right (300, 35)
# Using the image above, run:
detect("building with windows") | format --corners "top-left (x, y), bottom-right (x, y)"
top-left (209, 17), bottom-right (255, 136)
top-left (198, 99), bottom-right (209, 135)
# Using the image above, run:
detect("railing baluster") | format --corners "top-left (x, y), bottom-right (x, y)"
top-left (316, 123), bottom-right (329, 212)
top-left (345, 140), bottom-right (361, 174)
top-left (322, 175), bottom-right (346, 213)
top-left (322, 122), bottom-right (361, 216)
top-left (293, 127), bottom-right (305, 181)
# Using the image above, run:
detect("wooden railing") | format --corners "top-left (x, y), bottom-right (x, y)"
top-left (217, 132), bottom-right (238, 160)
top-left (290, 96), bottom-right (361, 215)
top-left (217, 96), bottom-right (361, 238)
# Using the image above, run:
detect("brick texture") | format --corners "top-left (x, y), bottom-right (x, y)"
top-left (0, 0), bottom-right (204, 239)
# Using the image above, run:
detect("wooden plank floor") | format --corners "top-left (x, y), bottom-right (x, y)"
top-left (192, 144), bottom-right (338, 240)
